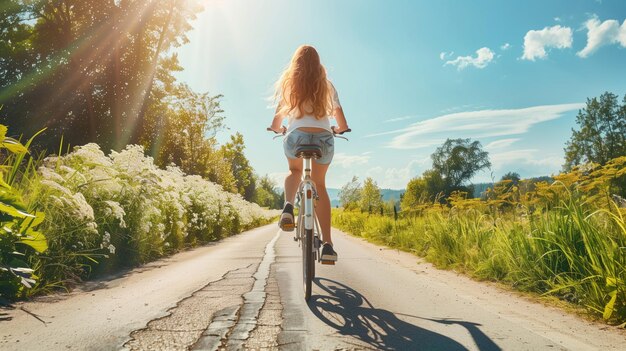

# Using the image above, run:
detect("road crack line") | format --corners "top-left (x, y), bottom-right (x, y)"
top-left (192, 231), bottom-right (282, 351)
top-left (124, 263), bottom-right (257, 351)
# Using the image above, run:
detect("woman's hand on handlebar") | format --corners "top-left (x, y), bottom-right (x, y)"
top-left (331, 126), bottom-right (351, 135)
top-left (267, 126), bottom-right (286, 134)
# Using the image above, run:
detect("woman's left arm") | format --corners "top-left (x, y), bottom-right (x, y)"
top-left (270, 103), bottom-right (286, 133)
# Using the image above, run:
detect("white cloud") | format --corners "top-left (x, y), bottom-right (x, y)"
top-left (577, 16), bottom-right (626, 58)
top-left (485, 138), bottom-right (520, 150)
top-left (522, 25), bottom-right (573, 61)
top-left (366, 159), bottom-right (429, 189)
top-left (444, 47), bottom-right (495, 70)
top-left (554, 17), bottom-right (562, 22)
top-left (439, 51), bottom-right (454, 60)
top-left (500, 43), bottom-right (511, 50)
top-left (333, 152), bottom-right (371, 168)
top-left (489, 149), bottom-right (561, 168)
top-left (384, 115), bottom-right (416, 123)
top-left (373, 103), bottom-right (584, 150)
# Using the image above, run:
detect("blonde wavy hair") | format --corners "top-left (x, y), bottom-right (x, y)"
top-left (274, 45), bottom-right (333, 119)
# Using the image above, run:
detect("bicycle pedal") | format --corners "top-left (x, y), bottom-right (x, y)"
top-left (280, 223), bottom-right (295, 231)
top-left (320, 260), bottom-right (335, 265)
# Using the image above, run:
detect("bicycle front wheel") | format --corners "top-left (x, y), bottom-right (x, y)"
top-left (302, 228), bottom-right (314, 301)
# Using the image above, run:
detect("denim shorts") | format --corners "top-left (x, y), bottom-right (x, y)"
top-left (283, 129), bottom-right (334, 164)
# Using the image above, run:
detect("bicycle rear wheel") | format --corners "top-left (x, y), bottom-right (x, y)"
top-left (302, 228), bottom-right (314, 301)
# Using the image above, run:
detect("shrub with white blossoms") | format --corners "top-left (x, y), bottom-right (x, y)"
top-left (34, 143), bottom-right (277, 284)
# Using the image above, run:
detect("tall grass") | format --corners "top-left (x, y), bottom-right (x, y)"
top-left (333, 190), bottom-right (626, 324)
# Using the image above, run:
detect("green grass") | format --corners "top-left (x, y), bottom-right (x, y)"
top-left (332, 198), bottom-right (626, 325)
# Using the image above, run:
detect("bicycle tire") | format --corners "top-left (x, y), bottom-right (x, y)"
top-left (303, 228), bottom-right (314, 301)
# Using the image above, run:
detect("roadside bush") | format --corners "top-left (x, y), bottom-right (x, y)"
top-left (0, 132), bottom-right (277, 299)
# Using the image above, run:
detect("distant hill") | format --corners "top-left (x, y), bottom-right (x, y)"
top-left (280, 175), bottom-right (552, 207)
top-left (381, 189), bottom-right (405, 202)
top-left (276, 186), bottom-right (404, 207)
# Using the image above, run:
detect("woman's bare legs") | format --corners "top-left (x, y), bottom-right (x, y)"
top-left (311, 160), bottom-right (332, 244)
top-left (284, 157), bottom-right (303, 205)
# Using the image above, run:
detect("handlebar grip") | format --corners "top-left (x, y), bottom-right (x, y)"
top-left (333, 127), bottom-right (352, 135)
top-left (267, 126), bottom-right (286, 135)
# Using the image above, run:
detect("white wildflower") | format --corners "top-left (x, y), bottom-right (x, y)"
top-left (104, 200), bottom-right (126, 228)
top-left (40, 179), bottom-right (73, 196)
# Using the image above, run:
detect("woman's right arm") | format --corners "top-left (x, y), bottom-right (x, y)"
top-left (330, 82), bottom-right (349, 133)
top-left (333, 107), bottom-right (349, 133)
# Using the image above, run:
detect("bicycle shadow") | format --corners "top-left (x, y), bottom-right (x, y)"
top-left (308, 278), bottom-right (501, 351)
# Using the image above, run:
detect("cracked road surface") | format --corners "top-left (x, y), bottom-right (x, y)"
top-left (1, 224), bottom-right (625, 350)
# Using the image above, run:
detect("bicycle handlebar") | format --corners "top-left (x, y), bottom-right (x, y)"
top-left (331, 126), bottom-right (351, 135)
top-left (266, 126), bottom-right (351, 137)
top-left (266, 127), bottom-right (286, 135)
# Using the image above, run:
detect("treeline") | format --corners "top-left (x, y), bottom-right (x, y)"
top-left (0, 1), bottom-right (282, 208)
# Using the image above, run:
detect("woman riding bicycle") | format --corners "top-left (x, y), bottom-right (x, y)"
top-left (268, 45), bottom-right (350, 262)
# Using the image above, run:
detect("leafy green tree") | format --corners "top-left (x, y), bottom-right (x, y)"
top-left (401, 177), bottom-right (427, 210)
top-left (501, 172), bottom-right (521, 184)
top-left (564, 92), bottom-right (626, 170)
top-left (498, 171), bottom-right (521, 193)
top-left (221, 133), bottom-right (256, 201)
top-left (0, 0), bottom-right (203, 152)
top-left (205, 148), bottom-right (238, 194)
top-left (422, 169), bottom-right (447, 202)
top-left (253, 175), bottom-right (282, 209)
top-left (431, 138), bottom-right (490, 196)
top-left (360, 177), bottom-right (382, 213)
top-left (152, 84), bottom-right (225, 177)
top-left (338, 176), bottom-right (361, 210)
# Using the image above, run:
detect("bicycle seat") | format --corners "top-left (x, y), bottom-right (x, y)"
top-left (295, 144), bottom-right (323, 159)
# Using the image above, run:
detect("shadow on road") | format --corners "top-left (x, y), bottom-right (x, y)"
top-left (308, 278), bottom-right (501, 351)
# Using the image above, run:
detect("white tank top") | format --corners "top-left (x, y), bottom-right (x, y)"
top-left (285, 82), bottom-right (341, 134)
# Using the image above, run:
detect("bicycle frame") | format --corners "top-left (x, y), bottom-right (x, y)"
top-left (295, 157), bottom-right (322, 256)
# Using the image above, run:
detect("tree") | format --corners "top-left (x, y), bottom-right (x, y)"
top-left (564, 92), bottom-right (626, 170)
top-left (0, 0), bottom-right (203, 152)
top-left (153, 84), bottom-right (225, 177)
top-left (221, 133), bottom-right (256, 201)
top-left (359, 177), bottom-right (382, 213)
top-left (422, 169), bottom-right (447, 201)
top-left (431, 138), bottom-right (491, 193)
top-left (338, 176), bottom-right (361, 210)
top-left (401, 177), bottom-right (427, 210)
top-left (501, 172), bottom-right (521, 184)
top-left (253, 175), bottom-right (282, 209)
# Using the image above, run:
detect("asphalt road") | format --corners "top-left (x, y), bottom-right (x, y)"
top-left (1, 224), bottom-right (624, 350)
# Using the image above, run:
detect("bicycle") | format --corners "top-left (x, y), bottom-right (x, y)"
top-left (268, 126), bottom-right (350, 301)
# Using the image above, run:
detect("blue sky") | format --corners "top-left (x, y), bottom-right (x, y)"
top-left (175, 0), bottom-right (626, 189)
